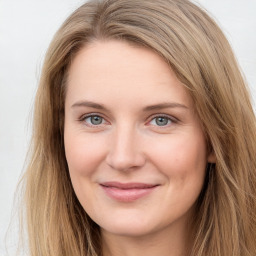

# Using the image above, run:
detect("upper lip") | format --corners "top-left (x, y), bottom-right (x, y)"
top-left (100, 182), bottom-right (159, 189)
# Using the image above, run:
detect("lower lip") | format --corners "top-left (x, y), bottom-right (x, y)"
top-left (101, 185), bottom-right (157, 202)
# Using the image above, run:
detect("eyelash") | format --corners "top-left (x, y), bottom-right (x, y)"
top-left (79, 113), bottom-right (178, 128)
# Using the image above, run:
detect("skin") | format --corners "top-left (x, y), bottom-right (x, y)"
top-left (64, 40), bottom-right (215, 256)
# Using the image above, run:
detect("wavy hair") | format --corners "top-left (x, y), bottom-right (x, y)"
top-left (21, 0), bottom-right (256, 255)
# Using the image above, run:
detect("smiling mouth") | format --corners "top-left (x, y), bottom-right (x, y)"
top-left (100, 182), bottom-right (159, 202)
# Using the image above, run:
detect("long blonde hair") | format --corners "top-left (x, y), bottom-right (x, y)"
top-left (21, 0), bottom-right (256, 255)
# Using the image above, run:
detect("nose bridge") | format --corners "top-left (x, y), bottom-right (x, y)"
top-left (106, 122), bottom-right (145, 171)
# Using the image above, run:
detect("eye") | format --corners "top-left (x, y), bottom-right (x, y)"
top-left (82, 115), bottom-right (107, 126)
top-left (149, 116), bottom-right (172, 127)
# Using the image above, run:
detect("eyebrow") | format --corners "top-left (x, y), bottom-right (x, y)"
top-left (71, 101), bottom-right (108, 110)
top-left (142, 102), bottom-right (188, 111)
top-left (71, 101), bottom-right (188, 111)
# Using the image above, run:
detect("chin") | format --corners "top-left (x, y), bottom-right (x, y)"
top-left (102, 223), bottom-right (155, 237)
top-left (98, 213), bottom-right (166, 238)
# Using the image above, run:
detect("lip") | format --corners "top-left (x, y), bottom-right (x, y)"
top-left (100, 182), bottom-right (159, 202)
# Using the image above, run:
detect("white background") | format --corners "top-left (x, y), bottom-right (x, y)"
top-left (0, 0), bottom-right (255, 255)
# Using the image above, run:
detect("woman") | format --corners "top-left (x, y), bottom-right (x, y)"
top-left (21, 0), bottom-right (256, 255)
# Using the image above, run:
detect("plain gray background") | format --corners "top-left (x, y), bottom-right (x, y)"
top-left (0, 0), bottom-right (255, 254)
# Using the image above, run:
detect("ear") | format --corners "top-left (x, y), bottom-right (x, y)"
top-left (207, 151), bottom-right (216, 163)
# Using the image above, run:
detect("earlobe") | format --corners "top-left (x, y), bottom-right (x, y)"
top-left (207, 151), bottom-right (216, 163)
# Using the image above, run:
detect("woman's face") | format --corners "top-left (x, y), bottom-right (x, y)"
top-left (64, 40), bottom-right (214, 238)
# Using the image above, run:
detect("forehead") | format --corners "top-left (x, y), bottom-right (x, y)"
top-left (66, 40), bottom-right (193, 109)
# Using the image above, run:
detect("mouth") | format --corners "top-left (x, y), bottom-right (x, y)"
top-left (100, 182), bottom-right (159, 202)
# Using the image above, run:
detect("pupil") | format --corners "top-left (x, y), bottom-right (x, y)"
top-left (91, 116), bottom-right (102, 125)
top-left (156, 117), bottom-right (168, 126)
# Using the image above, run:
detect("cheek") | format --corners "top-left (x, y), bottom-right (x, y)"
top-left (64, 131), bottom-right (106, 177)
top-left (147, 132), bottom-right (207, 181)
top-left (153, 135), bottom-right (207, 212)
top-left (64, 131), bottom-right (107, 211)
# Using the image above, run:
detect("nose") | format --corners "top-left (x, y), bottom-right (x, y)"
top-left (106, 125), bottom-right (146, 172)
